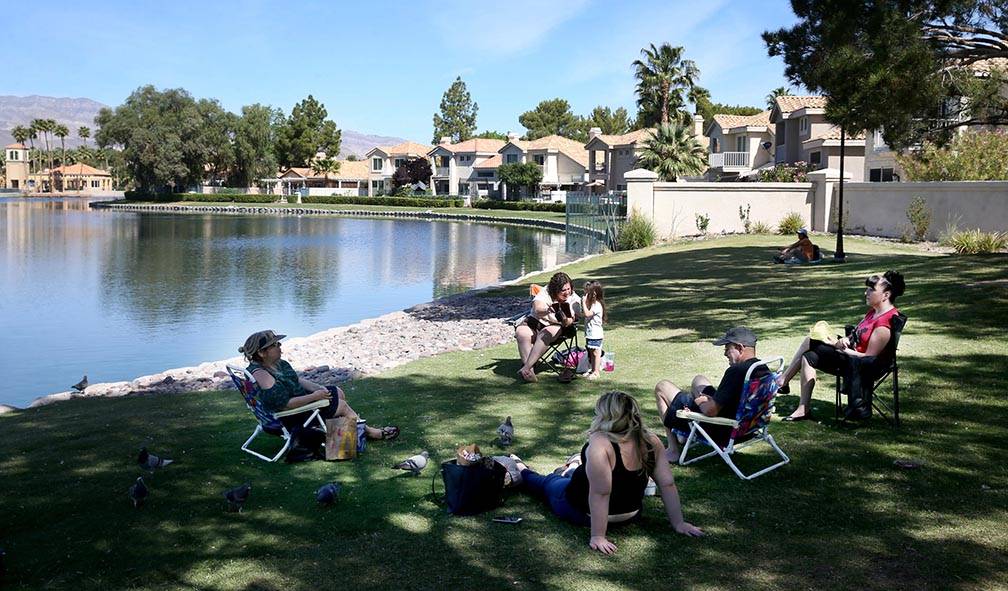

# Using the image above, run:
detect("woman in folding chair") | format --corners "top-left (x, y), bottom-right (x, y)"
top-left (240, 330), bottom-right (400, 444)
top-left (514, 272), bottom-right (579, 383)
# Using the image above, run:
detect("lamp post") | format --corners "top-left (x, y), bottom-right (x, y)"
top-left (834, 125), bottom-right (846, 262)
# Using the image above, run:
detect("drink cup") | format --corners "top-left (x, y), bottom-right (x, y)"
top-left (603, 351), bottom-right (615, 372)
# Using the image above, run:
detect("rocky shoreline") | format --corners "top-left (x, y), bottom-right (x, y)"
top-left (1, 290), bottom-right (531, 414)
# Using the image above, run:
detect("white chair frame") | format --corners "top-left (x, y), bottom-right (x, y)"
top-left (675, 357), bottom-right (790, 480)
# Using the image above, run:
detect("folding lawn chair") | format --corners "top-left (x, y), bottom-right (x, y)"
top-left (226, 364), bottom-right (330, 462)
top-left (835, 313), bottom-right (908, 428)
top-left (675, 356), bottom-right (790, 480)
top-left (508, 284), bottom-right (580, 376)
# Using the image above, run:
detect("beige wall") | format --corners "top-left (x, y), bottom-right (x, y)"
top-left (839, 181), bottom-right (1008, 239)
top-left (823, 146), bottom-right (865, 181)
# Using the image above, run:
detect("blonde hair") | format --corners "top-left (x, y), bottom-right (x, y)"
top-left (587, 391), bottom-right (656, 474)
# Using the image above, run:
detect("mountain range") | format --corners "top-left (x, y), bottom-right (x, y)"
top-left (0, 95), bottom-right (407, 157)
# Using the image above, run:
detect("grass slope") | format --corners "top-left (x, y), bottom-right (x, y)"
top-left (2, 235), bottom-right (1006, 591)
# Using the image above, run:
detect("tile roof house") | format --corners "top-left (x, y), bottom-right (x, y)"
top-left (364, 141), bottom-right (434, 196)
top-left (497, 133), bottom-right (590, 198)
top-left (706, 110), bottom-right (775, 180)
top-left (427, 137), bottom-right (507, 197)
top-left (769, 95), bottom-right (865, 181)
top-left (584, 115), bottom-right (707, 191)
top-left (264, 159), bottom-right (371, 198)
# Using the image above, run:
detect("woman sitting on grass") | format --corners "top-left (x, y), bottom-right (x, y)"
top-left (241, 329), bottom-right (399, 442)
top-left (510, 391), bottom-right (703, 555)
top-left (514, 272), bottom-right (579, 383)
top-left (777, 270), bottom-right (905, 421)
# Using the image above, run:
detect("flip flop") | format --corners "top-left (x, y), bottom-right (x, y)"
top-left (781, 413), bottom-right (811, 422)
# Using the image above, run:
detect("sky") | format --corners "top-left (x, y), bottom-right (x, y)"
top-left (10, 0), bottom-right (803, 143)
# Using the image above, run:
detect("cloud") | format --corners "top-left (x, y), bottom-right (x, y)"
top-left (430, 0), bottom-right (591, 56)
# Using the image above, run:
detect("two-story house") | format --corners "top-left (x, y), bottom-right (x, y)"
top-left (497, 133), bottom-right (588, 198)
top-left (364, 141), bottom-right (433, 195)
top-left (427, 137), bottom-right (506, 197)
top-left (706, 111), bottom-right (775, 180)
top-left (770, 95), bottom-right (865, 180)
top-left (584, 115), bottom-right (706, 191)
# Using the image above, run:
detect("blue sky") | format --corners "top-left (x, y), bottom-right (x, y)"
top-left (11, 0), bottom-right (802, 142)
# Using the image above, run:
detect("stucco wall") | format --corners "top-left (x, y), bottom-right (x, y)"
top-left (839, 181), bottom-right (1008, 239)
top-left (823, 146), bottom-right (865, 181)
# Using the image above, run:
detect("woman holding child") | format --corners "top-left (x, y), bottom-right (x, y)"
top-left (778, 270), bottom-right (905, 421)
top-left (510, 391), bottom-right (703, 555)
top-left (515, 272), bottom-right (579, 383)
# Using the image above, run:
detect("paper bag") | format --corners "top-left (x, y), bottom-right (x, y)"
top-left (325, 416), bottom-right (357, 461)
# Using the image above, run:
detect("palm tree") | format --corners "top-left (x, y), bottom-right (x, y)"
top-left (78, 126), bottom-right (90, 146)
top-left (54, 123), bottom-right (69, 168)
top-left (27, 121), bottom-right (39, 173)
top-left (765, 87), bottom-right (792, 110)
top-left (311, 156), bottom-right (341, 184)
top-left (11, 125), bottom-right (29, 145)
top-left (637, 122), bottom-right (707, 181)
top-left (633, 43), bottom-right (700, 127)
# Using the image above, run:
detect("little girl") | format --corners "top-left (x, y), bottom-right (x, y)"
top-left (582, 280), bottom-right (607, 379)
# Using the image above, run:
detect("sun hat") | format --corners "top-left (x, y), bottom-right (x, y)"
top-left (712, 326), bottom-right (758, 347)
top-left (239, 330), bottom-right (286, 360)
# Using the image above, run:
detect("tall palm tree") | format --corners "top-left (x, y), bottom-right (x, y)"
top-left (27, 121), bottom-right (39, 174)
top-left (78, 126), bottom-right (90, 146)
top-left (637, 122), bottom-right (707, 181)
top-left (54, 123), bottom-right (69, 167)
top-left (765, 87), bottom-right (792, 110)
top-left (633, 43), bottom-right (700, 127)
top-left (11, 125), bottom-right (29, 145)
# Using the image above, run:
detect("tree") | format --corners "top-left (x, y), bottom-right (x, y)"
top-left (54, 123), bottom-right (69, 167)
top-left (432, 76), bottom-right (478, 143)
top-left (345, 153), bottom-right (359, 161)
top-left (232, 103), bottom-right (281, 188)
top-left (633, 43), bottom-right (703, 127)
top-left (196, 99), bottom-right (237, 186)
top-left (474, 130), bottom-right (508, 140)
top-left (518, 98), bottom-right (587, 141)
top-left (586, 106), bottom-right (632, 135)
top-left (391, 158), bottom-right (433, 189)
top-left (897, 130), bottom-right (1008, 180)
top-left (637, 122), bottom-right (706, 181)
top-left (78, 126), bottom-right (90, 146)
top-left (764, 0), bottom-right (1008, 150)
top-left (275, 95), bottom-right (341, 168)
top-left (693, 94), bottom-right (762, 132)
top-left (311, 155), bottom-right (341, 178)
top-left (11, 125), bottom-right (29, 145)
top-left (497, 162), bottom-right (543, 199)
top-left (765, 86), bottom-right (792, 110)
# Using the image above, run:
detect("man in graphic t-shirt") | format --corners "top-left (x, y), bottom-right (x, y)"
top-left (653, 327), bottom-right (768, 462)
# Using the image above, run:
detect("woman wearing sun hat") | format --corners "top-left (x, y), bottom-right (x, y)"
top-left (240, 329), bottom-right (399, 441)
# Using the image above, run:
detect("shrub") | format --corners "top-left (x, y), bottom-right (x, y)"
top-left (304, 195), bottom-right (464, 207)
top-left (695, 212), bottom-right (710, 234)
top-left (617, 208), bottom-right (657, 250)
top-left (124, 191), bottom-right (276, 203)
top-left (751, 220), bottom-right (773, 234)
top-left (471, 199), bottom-right (566, 213)
top-left (897, 131), bottom-right (1008, 181)
top-left (777, 211), bottom-right (804, 235)
top-left (738, 204), bottom-right (751, 233)
top-left (905, 196), bottom-right (933, 241)
top-left (942, 229), bottom-right (1008, 254)
top-left (757, 162), bottom-right (810, 183)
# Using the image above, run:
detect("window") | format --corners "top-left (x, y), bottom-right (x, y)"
top-left (809, 151), bottom-right (821, 166)
top-left (476, 170), bottom-right (495, 178)
top-left (869, 167), bottom-right (896, 182)
top-left (505, 153), bottom-right (519, 164)
top-left (800, 117), bottom-right (808, 133)
top-left (91, 180), bottom-right (100, 188)
top-left (533, 154), bottom-right (545, 165)
top-left (616, 184), bottom-right (626, 191)
top-left (735, 135), bottom-right (747, 152)
top-left (394, 158), bottom-right (407, 169)
top-left (711, 138), bottom-right (719, 153)
top-left (458, 183), bottom-right (470, 195)
top-left (458, 154), bottom-right (473, 163)
top-left (372, 157), bottom-right (382, 172)
top-left (434, 155), bottom-right (449, 168)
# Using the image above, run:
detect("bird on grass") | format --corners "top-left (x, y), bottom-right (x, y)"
top-left (498, 416), bottom-right (514, 447)
top-left (138, 447), bottom-right (173, 470)
top-left (392, 451), bottom-right (429, 476)
top-left (71, 375), bottom-right (88, 392)
top-left (316, 482), bottom-right (343, 506)
top-left (129, 477), bottom-right (149, 508)
top-left (0, 546), bottom-right (6, 578)
top-left (224, 483), bottom-right (252, 513)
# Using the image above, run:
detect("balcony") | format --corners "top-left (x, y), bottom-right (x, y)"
top-left (708, 151), bottom-right (751, 170)
top-left (434, 166), bottom-right (449, 177)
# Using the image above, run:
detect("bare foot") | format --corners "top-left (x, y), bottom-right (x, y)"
top-left (586, 372), bottom-right (600, 380)
top-left (520, 367), bottom-right (538, 383)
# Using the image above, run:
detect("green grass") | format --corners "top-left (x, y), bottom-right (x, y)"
top-left (2, 235), bottom-right (1007, 590)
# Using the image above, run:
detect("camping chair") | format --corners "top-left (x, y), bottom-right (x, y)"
top-left (508, 284), bottom-right (580, 375)
top-left (226, 364), bottom-right (330, 462)
top-left (675, 357), bottom-right (790, 480)
top-left (835, 313), bottom-right (908, 428)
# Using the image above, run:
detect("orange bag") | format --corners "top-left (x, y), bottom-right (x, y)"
top-left (325, 416), bottom-right (357, 461)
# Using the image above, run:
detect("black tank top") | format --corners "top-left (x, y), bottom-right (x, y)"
top-left (564, 440), bottom-right (649, 515)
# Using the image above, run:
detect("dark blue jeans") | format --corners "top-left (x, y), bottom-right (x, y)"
top-left (521, 469), bottom-right (589, 526)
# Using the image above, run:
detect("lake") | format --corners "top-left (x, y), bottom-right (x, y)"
top-left (0, 197), bottom-right (600, 407)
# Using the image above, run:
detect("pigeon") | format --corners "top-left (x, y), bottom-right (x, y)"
top-left (0, 546), bottom-right (6, 578)
top-left (497, 416), bottom-right (514, 447)
top-left (315, 482), bottom-right (343, 506)
top-left (224, 483), bottom-right (252, 513)
top-left (392, 451), bottom-right (429, 476)
top-left (128, 476), bottom-right (149, 508)
top-left (138, 447), bottom-right (173, 470)
top-left (71, 375), bottom-right (88, 392)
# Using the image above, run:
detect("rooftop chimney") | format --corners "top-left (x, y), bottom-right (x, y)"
top-left (588, 127), bottom-right (602, 139)
top-left (507, 131), bottom-right (520, 142)
top-left (439, 136), bottom-right (451, 145)
top-left (692, 115), bottom-right (704, 137)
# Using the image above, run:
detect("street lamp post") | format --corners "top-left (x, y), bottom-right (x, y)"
top-left (835, 125), bottom-right (847, 262)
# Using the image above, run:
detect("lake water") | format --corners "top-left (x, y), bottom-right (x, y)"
top-left (0, 197), bottom-right (600, 407)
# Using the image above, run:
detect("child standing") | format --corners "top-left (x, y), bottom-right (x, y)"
top-left (582, 280), bottom-right (607, 379)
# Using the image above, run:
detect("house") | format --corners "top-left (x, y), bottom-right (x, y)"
top-left (51, 163), bottom-right (113, 192)
top-left (706, 111), bottom-right (775, 180)
top-left (364, 141), bottom-right (433, 196)
top-left (427, 137), bottom-right (507, 197)
top-left (769, 95), bottom-right (865, 180)
top-left (497, 133), bottom-right (589, 198)
top-left (584, 115), bottom-right (706, 191)
top-left (4, 143), bottom-right (29, 190)
top-left (263, 159), bottom-right (371, 197)
top-left (4, 144), bottom-right (114, 192)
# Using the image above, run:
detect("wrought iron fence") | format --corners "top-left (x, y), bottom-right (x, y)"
top-left (565, 191), bottom-right (627, 250)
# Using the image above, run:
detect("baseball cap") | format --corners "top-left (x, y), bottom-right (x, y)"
top-left (712, 326), bottom-right (757, 347)
top-left (239, 330), bottom-right (286, 359)
top-left (797, 228), bottom-right (808, 236)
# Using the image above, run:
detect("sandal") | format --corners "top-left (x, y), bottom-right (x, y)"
top-left (379, 426), bottom-right (400, 440)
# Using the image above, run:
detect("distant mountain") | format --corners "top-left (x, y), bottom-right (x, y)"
top-left (0, 94), bottom-right (409, 158)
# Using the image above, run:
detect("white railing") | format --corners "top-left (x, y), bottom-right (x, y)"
top-left (708, 152), bottom-right (750, 169)
top-left (434, 167), bottom-right (449, 177)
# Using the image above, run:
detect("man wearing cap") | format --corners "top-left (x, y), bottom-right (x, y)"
top-left (654, 327), bottom-right (769, 462)
top-left (774, 228), bottom-right (816, 263)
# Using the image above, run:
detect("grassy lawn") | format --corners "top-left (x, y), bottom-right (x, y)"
top-left (2, 235), bottom-right (1006, 590)
top-left (127, 200), bottom-right (567, 223)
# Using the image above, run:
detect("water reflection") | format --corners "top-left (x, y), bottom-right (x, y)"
top-left (0, 197), bottom-right (601, 406)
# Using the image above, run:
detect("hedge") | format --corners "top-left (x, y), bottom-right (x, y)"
top-left (472, 199), bottom-right (566, 213)
top-left (304, 195), bottom-right (465, 207)
top-left (124, 192), bottom-right (277, 204)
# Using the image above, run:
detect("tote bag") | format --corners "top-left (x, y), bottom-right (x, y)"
top-left (435, 459), bottom-right (506, 516)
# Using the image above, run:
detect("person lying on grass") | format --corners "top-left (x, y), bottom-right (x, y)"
top-left (510, 390), bottom-right (703, 555)
top-left (241, 329), bottom-right (399, 442)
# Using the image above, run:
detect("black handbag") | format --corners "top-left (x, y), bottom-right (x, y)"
top-left (433, 459), bottom-right (506, 516)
